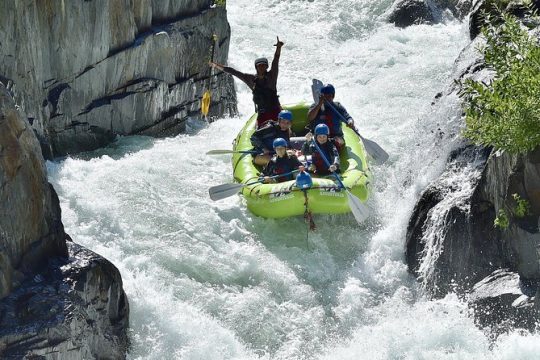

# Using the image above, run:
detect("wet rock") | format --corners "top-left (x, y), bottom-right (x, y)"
top-left (0, 84), bottom-right (67, 299)
top-left (387, 0), bottom-right (435, 27)
top-left (469, 269), bottom-right (539, 333)
top-left (0, 1), bottom-right (237, 157)
top-left (405, 145), bottom-right (502, 296)
top-left (405, 18), bottom-right (540, 331)
top-left (0, 83), bottom-right (129, 357)
top-left (0, 242), bottom-right (129, 359)
top-left (386, 0), bottom-right (474, 28)
top-left (469, 0), bottom-right (540, 39)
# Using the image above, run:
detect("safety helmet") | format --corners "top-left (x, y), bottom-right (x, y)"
top-left (320, 84), bottom-right (335, 95)
top-left (272, 137), bottom-right (288, 149)
top-left (254, 57), bottom-right (269, 67)
top-left (296, 168), bottom-right (313, 189)
top-left (314, 124), bottom-right (330, 136)
top-left (277, 110), bottom-right (293, 122)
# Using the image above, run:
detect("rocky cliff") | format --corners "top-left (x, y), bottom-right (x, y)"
top-left (405, 7), bottom-right (540, 333)
top-left (0, 80), bottom-right (128, 358)
top-left (0, 0), bottom-right (237, 158)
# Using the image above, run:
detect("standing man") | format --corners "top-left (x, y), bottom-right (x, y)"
top-left (210, 37), bottom-right (284, 128)
top-left (306, 84), bottom-right (354, 148)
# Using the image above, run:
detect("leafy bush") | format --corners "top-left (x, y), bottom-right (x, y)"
top-left (460, 11), bottom-right (540, 153)
top-left (512, 193), bottom-right (530, 217)
top-left (494, 209), bottom-right (510, 229)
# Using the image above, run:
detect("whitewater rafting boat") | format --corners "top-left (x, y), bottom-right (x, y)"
top-left (230, 103), bottom-right (371, 219)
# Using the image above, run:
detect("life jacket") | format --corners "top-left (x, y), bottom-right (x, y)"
top-left (316, 106), bottom-right (341, 137)
top-left (269, 155), bottom-right (298, 182)
top-left (311, 141), bottom-right (335, 174)
top-left (257, 123), bottom-right (290, 151)
top-left (253, 75), bottom-right (280, 113)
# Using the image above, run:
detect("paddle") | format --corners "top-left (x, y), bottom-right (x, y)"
top-left (206, 149), bottom-right (259, 155)
top-left (202, 34), bottom-right (218, 118)
top-left (209, 170), bottom-right (298, 201)
top-left (311, 79), bottom-right (389, 164)
top-left (310, 139), bottom-right (369, 223)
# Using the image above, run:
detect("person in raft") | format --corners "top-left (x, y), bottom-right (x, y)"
top-left (306, 84), bottom-right (354, 148)
top-left (250, 110), bottom-right (294, 166)
top-left (302, 124), bottom-right (340, 175)
top-left (261, 138), bottom-right (303, 183)
top-left (210, 37), bottom-right (284, 128)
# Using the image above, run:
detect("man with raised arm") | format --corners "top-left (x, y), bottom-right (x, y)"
top-left (210, 37), bottom-right (284, 128)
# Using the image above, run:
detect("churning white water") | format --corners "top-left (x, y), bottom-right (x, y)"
top-left (47, 1), bottom-right (540, 359)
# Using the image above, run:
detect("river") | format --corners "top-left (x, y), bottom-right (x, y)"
top-left (47, 1), bottom-right (540, 358)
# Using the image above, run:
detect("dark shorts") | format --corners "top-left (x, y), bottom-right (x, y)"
top-left (256, 107), bottom-right (281, 128)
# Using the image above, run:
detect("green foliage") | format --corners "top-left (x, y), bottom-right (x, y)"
top-left (494, 209), bottom-right (510, 229)
top-left (512, 193), bottom-right (530, 217)
top-left (214, 0), bottom-right (226, 6)
top-left (483, 0), bottom-right (532, 9)
top-left (460, 11), bottom-right (540, 153)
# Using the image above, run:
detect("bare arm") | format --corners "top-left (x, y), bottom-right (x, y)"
top-left (210, 61), bottom-right (255, 89)
top-left (307, 96), bottom-right (325, 122)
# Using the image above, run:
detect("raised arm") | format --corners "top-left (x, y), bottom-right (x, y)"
top-left (210, 61), bottom-right (255, 89)
top-left (270, 37), bottom-right (284, 75)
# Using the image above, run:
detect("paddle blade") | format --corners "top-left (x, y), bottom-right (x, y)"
top-left (206, 149), bottom-right (235, 155)
top-left (206, 149), bottom-right (258, 155)
top-left (209, 183), bottom-right (244, 201)
top-left (359, 135), bottom-right (389, 164)
top-left (311, 79), bottom-right (324, 103)
top-left (346, 190), bottom-right (369, 223)
top-left (201, 90), bottom-right (211, 117)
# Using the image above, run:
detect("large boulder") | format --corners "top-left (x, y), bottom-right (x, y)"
top-left (0, 84), bottom-right (67, 299)
top-left (386, 0), bottom-right (435, 27)
top-left (0, 242), bottom-right (129, 359)
top-left (469, 0), bottom-right (540, 39)
top-left (469, 269), bottom-right (538, 333)
top-left (386, 0), bottom-right (474, 27)
top-left (406, 145), bottom-right (540, 298)
top-left (405, 20), bottom-right (540, 331)
top-left (0, 1), bottom-right (237, 157)
top-left (0, 83), bottom-right (129, 357)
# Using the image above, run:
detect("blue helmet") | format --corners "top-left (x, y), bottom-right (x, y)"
top-left (272, 137), bottom-right (288, 149)
top-left (278, 110), bottom-right (293, 122)
top-left (296, 170), bottom-right (313, 189)
top-left (314, 124), bottom-right (329, 136)
top-left (320, 84), bottom-right (335, 95)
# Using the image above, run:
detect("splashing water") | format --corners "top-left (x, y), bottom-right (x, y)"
top-left (47, 1), bottom-right (540, 359)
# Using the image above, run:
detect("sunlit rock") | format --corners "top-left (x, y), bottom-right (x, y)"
top-left (0, 0), bottom-right (237, 157)
top-left (0, 83), bottom-right (129, 358)
top-left (469, 269), bottom-right (539, 334)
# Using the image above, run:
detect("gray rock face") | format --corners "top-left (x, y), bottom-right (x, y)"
top-left (0, 84), bottom-right (129, 357)
top-left (469, 269), bottom-right (538, 333)
top-left (0, 84), bottom-right (67, 299)
top-left (478, 148), bottom-right (540, 280)
top-left (386, 0), bottom-right (435, 27)
top-left (469, 0), bottom-right (540, 40)
top-left (410, 145), bottom-right (540, 290)
top-left (405, 29), bottom-right (539, 331)
top-left (0, 241), bottom-right (129, 359)
top-left (0, 0), bottom-right (237, 157)
top-left (386, 0), bottom-right (474, 27)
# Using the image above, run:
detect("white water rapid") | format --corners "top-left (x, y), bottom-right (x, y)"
top-left (47, 1), bottom-right (540, 359)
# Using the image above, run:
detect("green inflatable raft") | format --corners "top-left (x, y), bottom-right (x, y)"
top-left (231, 103), bottom-right (371, 219)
